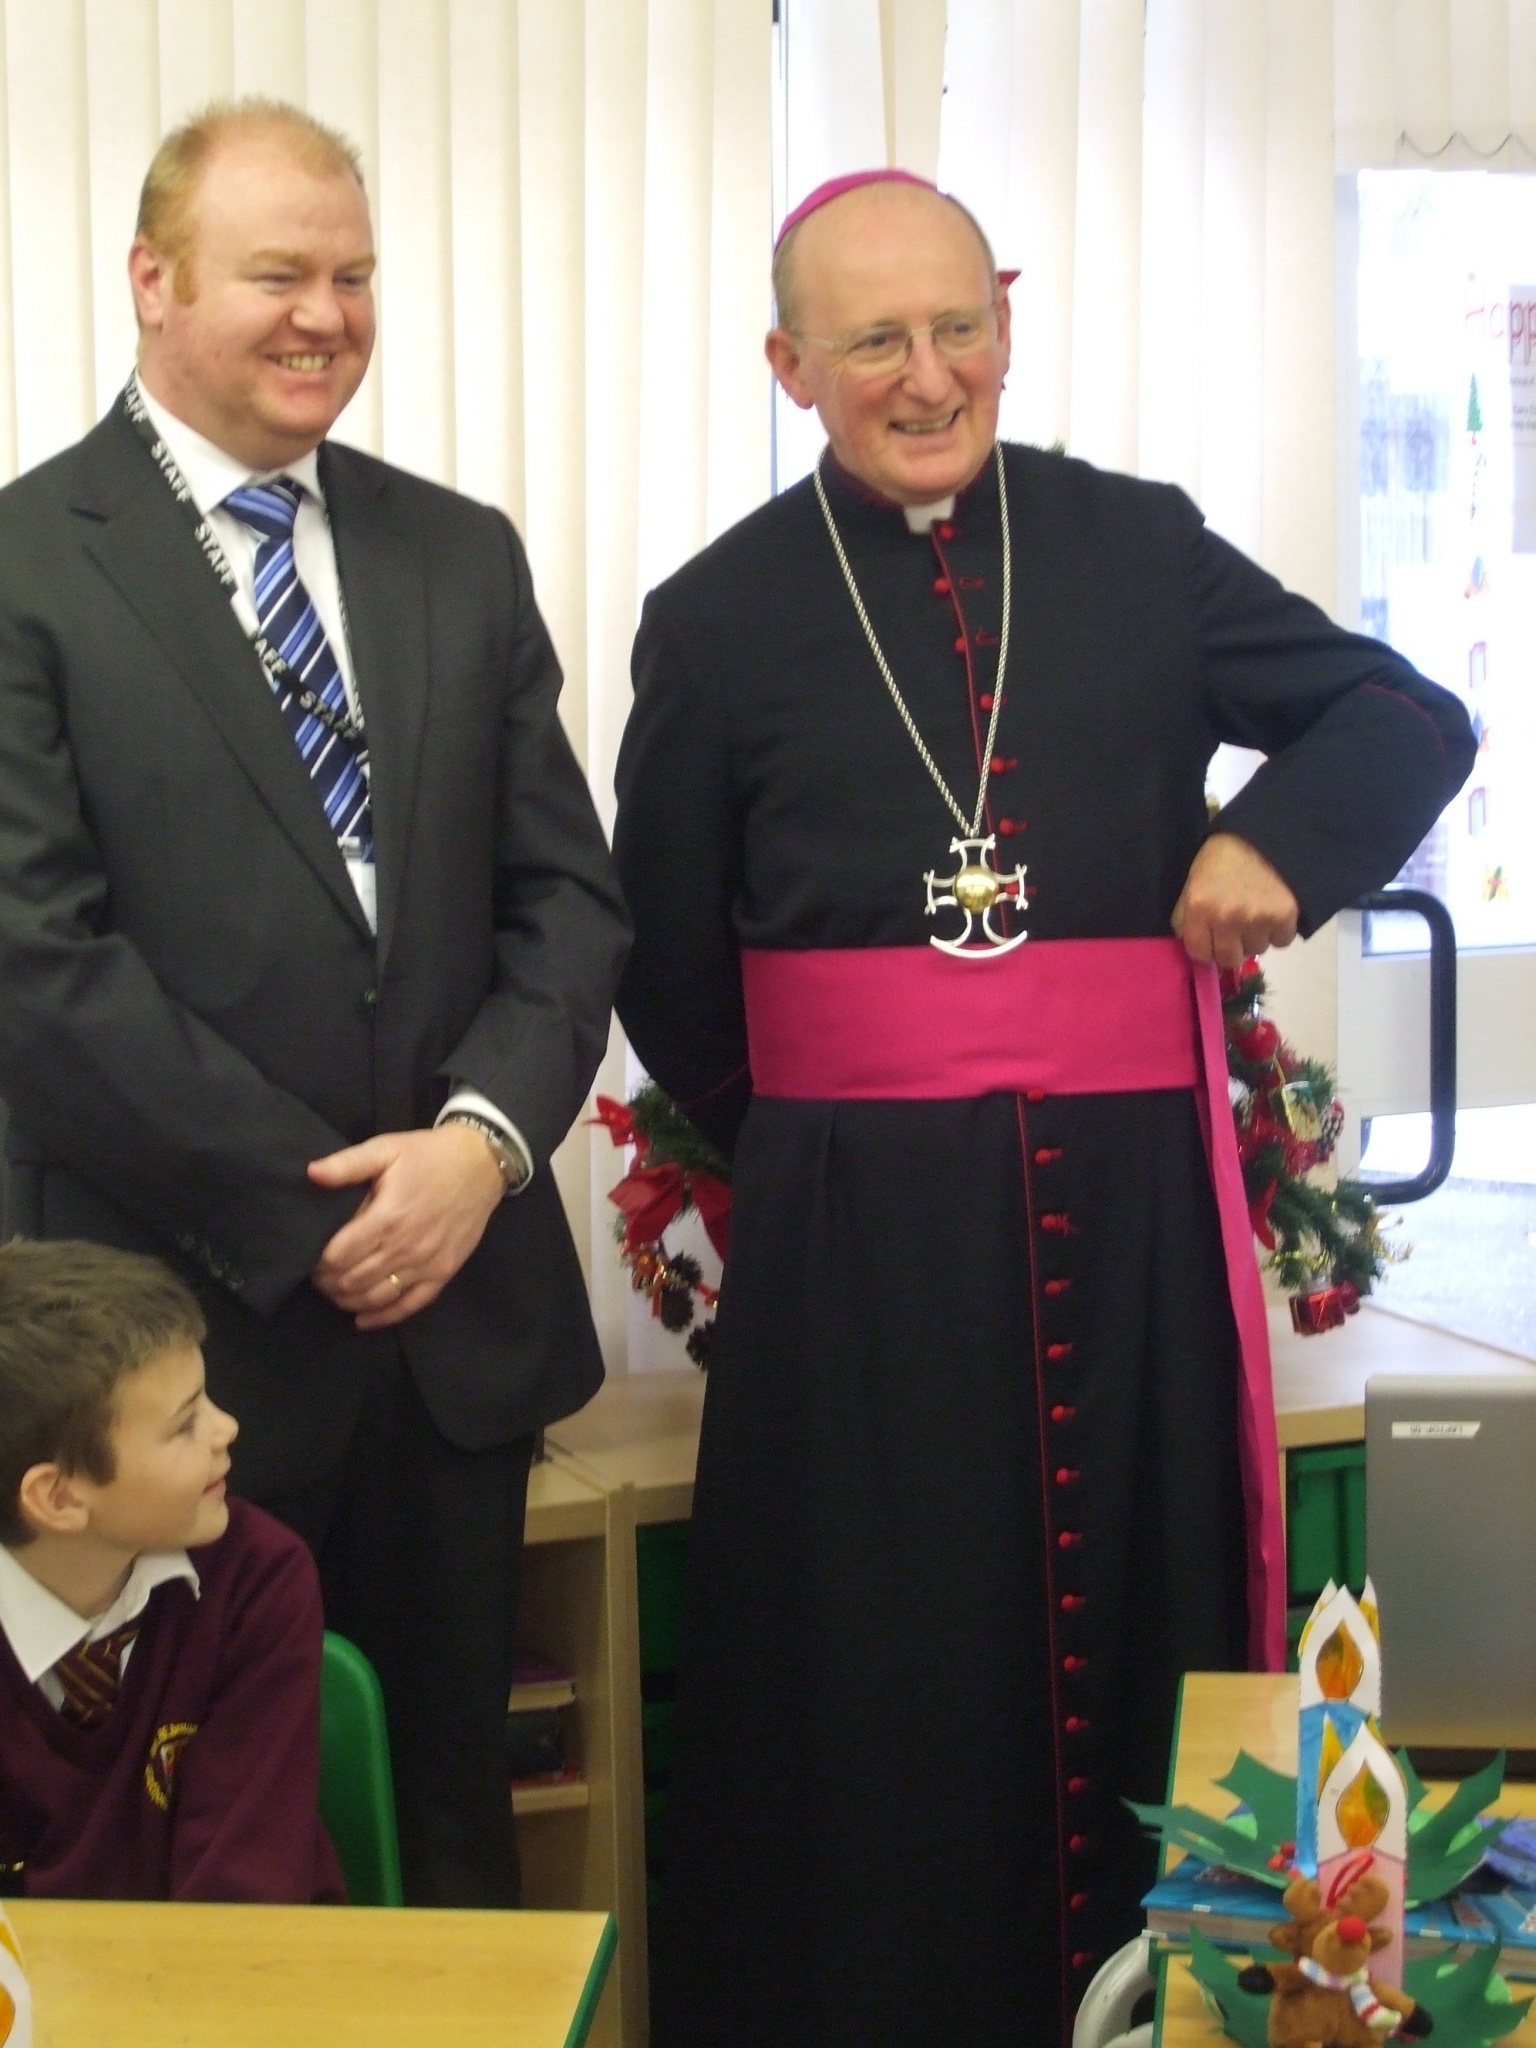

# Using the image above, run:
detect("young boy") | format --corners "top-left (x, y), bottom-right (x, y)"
top-left (0, 1238), bottom-right (342, 1901)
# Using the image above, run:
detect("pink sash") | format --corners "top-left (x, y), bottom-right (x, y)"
top-left (740, 937), bottom-right (1286, 1673)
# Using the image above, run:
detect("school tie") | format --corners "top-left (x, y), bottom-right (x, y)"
top-left (221, 478), bottom-right (373, 855)
top-left (52, 1619), bottom-right (141, 1729)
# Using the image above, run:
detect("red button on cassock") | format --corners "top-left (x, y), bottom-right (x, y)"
top-left (997, 818), bottom-right (1018, 836)
top-left (1047, 1342), bottom-right (1074, 1362)
top-left (953, 635), bottom-right (967, 654)
top-left (1061, 1593), bottom-right (1086, 1611)
top-left (1025, 1087), bottom-right (1045, 1103)
top-left (1073, 1951), bottom-right (1094, 1971)
top-left (1063, 1655), bottom-right (1088, 1673)
top-left (1069, 1834), bottom-right (1089, 1852)
top-left (1068, 1776), bottom-right (1091, 1795)
top-left (977, 693), bottom-right (993, 711)
top-left (1070, 1892), bottom-right (1090, 1911)
top-left (932, 576), bottom-right (951, 593)
top-left (1055, 1467), bottom-right (1080, 1486)
top-left (1034, 1147), bottom-right (1061, 1166)
top-left (1044, 1278), bottom-right (1071, 1296)
top-left (1040, 1213), bottom-right (1070, 1235)
top-left (937, 521), bottom-right (956, 540)
top-left (1064, 1715), bottom-right (1090, 1733)
top-left (1057, 1531), bottom-right (1083, 1550)
top-left (1050, 1404), bottom-right (1075, 1423)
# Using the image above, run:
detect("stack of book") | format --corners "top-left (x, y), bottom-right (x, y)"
top-left (507, 1653), bottom-right (580, 1794)
top-left (1143, 1846), bottom-right (1536, 1981)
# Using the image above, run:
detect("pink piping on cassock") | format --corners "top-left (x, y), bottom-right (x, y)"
top-left (739, 935), bottom-right (1288, 1672)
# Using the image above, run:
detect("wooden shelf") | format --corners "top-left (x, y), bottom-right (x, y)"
top-left (515, 1448), bottom-right (647, 2048)
top-left (513, 1777), bottom-right (591, 1816)
top-left (546, 1366), bottom-right (704, 1524)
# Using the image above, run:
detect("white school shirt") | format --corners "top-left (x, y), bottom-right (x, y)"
top-left (132, 380), bottom-right (532, 1182)
top-left (0, 1542), bottom-right (199, 1712)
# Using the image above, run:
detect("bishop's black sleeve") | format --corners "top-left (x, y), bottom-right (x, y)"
top-left (1179, 496), bottom-right (1476, 932)
top-left (614, 593), bottom-right (752, 1156)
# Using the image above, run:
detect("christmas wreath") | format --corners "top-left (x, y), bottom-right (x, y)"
top-left (591, 1085), bottom-right (731, 1368)
top-left (1221, 957), bottom-right (1400, 1335)
top-left (598, 958), bottom-right (1401, 1363)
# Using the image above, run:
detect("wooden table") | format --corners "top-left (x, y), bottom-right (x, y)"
top-left (1155, 1674), bottom-right (1536, 2044)
top-left (5, 1898), bottom-right (615, 2048)
top-left (1269, 1299), bottom-right (1534, 1453)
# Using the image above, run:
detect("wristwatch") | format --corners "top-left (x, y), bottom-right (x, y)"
top-left (442, 1112), bottom-right (531, 1196)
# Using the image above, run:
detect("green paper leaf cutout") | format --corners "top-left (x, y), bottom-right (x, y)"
top-left (1409, 1753), bottom-right (1507, 1859)
top-left (1123, 1801), bottom-right (1288, 1888)
top-left (1399, 1746), bottom-right (1431, 1816)
top-left (1214, 1751), bottom-right (1299, 1849)
top-left (1186, 1930), bottom-right (1274, 2048)
top-left (1402, 1945), bottom-right (1533, 2044)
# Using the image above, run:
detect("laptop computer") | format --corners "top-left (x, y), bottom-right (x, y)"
top-left (1366, 1370), bottom-right (1536, 1776)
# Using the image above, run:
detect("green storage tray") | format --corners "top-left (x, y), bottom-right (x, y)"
top-left (1286, 1442), bottom-right (1367, 1602)
top-left (642, 1698), bottom-right (676, 1782)
top-left (637, 1520), bottom-right (690, 1674)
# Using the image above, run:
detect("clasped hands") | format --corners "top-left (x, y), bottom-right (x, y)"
top-left (1171, 831), bottom-right (1299, 967)
top-left (308, 1123), bottom-right (506, 1329)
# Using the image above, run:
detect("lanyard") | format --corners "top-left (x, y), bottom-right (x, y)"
top-left (120, 377), bottom-right (368, 756)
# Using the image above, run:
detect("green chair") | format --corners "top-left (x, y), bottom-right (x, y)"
top-left (319, 1630), bottom-right (404, 1906)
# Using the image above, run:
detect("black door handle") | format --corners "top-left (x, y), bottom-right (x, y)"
top-left (1352, 887), bottom-right (1457, 1203)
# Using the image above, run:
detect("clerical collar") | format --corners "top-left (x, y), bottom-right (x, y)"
top-left (817, 449), bottom-right (991, 533)
top-left (902, 496), bottom-right (957, 533)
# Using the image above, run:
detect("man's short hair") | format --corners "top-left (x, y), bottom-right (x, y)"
top-left (0, 1240), bottom-right (207, 1546)
top-left (135, 95), bottom-right (366, 303)
top-left (772, 187), bottom-right (999, 332)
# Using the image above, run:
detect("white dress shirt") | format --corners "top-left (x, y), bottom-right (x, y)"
top-left (0, 1542), bottom-right (199, 1712)
top-left (132, 378), bottom-right (531, 1184)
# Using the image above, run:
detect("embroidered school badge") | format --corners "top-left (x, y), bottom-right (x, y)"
top-left (144, 1722), bottom-right (199, 1811)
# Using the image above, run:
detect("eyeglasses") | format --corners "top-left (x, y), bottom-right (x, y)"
top-left (794, 305), bottom-right (1000, 379)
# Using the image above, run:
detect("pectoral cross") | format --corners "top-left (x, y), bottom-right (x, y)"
top-left (924, 835), bottom-right (1029, 957)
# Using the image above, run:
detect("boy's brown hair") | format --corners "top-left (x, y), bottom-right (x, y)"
top-left (0, 1240), bottom-right (207, 1546)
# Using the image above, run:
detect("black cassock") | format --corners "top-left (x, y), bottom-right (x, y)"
top-left (614, 445), bottom-right (1472, 2048)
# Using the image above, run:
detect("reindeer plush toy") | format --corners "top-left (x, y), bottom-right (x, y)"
top-left (1235, 1869), bottom-right (1433, 2046)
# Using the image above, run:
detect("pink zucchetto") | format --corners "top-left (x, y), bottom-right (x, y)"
top-left (774, 169), bottom-right (939, 250)
top-left (773, 169), bottom-right (1020, 290)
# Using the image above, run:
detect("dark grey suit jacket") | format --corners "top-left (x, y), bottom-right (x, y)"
top-left (0, 402), bottom-right (629, 1485)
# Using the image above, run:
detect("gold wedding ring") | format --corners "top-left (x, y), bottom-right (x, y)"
top-left (388, 1272), bottom-right (403, 1296)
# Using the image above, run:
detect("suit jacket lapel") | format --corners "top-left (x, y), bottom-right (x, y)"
top-left (321, 444), bottom-right (429, 974)
top-left (70, 410), bottom-right (371, 939)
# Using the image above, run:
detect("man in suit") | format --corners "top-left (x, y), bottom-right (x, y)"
top-left (0, 99), bottom-right (629, 1906)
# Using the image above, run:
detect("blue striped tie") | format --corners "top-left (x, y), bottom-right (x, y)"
top-left (222, 478), bottom-right (373, 855)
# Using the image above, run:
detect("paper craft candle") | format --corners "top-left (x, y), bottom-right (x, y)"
top-left (1316, 1722), bottom-right (1410, 1989)
top-left (0, 1908), bottom-right (32, 2048)
top-left (1296, 1579), bottom-right (1382, 1877)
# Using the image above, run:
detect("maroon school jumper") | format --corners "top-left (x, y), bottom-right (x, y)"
top-left (0, 1499), bottom-right (343, 1901)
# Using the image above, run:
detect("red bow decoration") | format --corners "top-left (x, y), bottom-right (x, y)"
top-left (590, 1095), bottom-right (637, 1148)
top-left (1289, 1283), bottom-right (1361, 1337)
top-left (607, 1161), bottom-right (732, 1261)
top-left (589, 1094), bottom-right (732, 1261)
